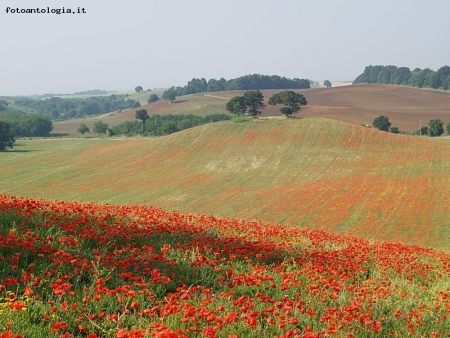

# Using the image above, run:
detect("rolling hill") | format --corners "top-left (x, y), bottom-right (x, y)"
top-left (52, 84), bottom-right (450, 135)
top-left (3, 118), bottom-right (450, 250)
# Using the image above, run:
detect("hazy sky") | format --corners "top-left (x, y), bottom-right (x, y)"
top-left (1, 0), bottom-right (449, 96)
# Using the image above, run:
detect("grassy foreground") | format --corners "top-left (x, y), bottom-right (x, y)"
top-left (1, 195), bottom-right (450, 337)
top-left (2, 118), bottom-right (450, 250)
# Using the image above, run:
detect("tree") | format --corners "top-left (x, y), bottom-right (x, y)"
top-left (135, 109), bottom-right (149, 133)
top-left (447, 121), bottom-right (450, 134)
top-left (372, 115), bottom-right (391, 131)
top-left (226, 96), bottom-right (248, 115)
top-left (0, 121), bottom-right (15, 151)
top-left (148, 94), bottom-right (160, 103)
top-left (243, 90), bottom-right (265, 117)
top-left (323, 80), bottom-right (332, 88)
top-left (93, 121), bottom-right (108, 136)
top-left (268, 90), bottom-right (307, 117)
top-left (162, 87), bottom-right (177, 103)
top-left (77, 123), bottom-right (90, 138)
top-left (428, 119), bottom-right (444, 137)
top-left (135, 86), bottom-right (143, 93)
top-left (389, 126), bottom-right (399, 134)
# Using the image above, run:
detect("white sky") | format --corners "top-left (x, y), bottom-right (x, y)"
top-left (1, 0), bottom-right (449, 96)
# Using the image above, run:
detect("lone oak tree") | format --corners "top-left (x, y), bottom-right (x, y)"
top-left (268, 90), bottom-right (307, 117)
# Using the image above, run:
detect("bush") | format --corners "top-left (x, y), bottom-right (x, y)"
top-left (372, 115), bottom-right (391, 131)
top-left (148, 94), bottom-right (160, 103)
top-left (428, 119), bottom-right (444, 137)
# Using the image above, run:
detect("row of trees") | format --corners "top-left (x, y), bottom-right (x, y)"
top-left (131, 111), bottom-right (230, 136)
top-left (372, 115), bottom-right (450, 136)
top-left (77, 121), bottom-right (110, 137)
top-left (354, 65), bottom-right (450, 90)
top-left (412, 119), bottom-right (450, 137)
top-left (226, 90), bottom-right (308, 117)
top-left (82, 113), bottom-right (230, 137)
top-left (161, 74), bottom-right (311, 102)
top-left (14, 94), bottom-right (140, 120)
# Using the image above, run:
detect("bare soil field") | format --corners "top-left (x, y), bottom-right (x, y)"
top-left (53, 84), bottom-right (450, 134)
top-left (212, 85), bottom-right (450, 131)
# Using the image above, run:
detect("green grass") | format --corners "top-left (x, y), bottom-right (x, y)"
top-left (230, 116), bottom-right (255, 123)
top-left (2, 118), bottom-right (450, 250)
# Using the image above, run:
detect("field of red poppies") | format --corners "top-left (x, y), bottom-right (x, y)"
top-left (1, 194), bottom-right (450, 337)
top-left (3, 119), bottom-right (450, 251)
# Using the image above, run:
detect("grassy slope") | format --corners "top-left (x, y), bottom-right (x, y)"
top-left (2, 118), bottom-right (450, 250)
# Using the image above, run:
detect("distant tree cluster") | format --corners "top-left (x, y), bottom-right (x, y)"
top-left (0, 100), bottom-right (8, 111)
top-left (161, 74), bottom-right (311, 103)
top-left (353, 65), bottom-right (450, 90)
top-left (226, 90), bottom-right (307, 118)
top-left (108, 113), bottom-right (230, 137)
top-left (372, 114), bottom-right (449, 137)
top-left (0, 110), bottom-right (53, 137)
top-left (73, 89), bottom-right (110, 96)
top-left (14, 94), bottom-right (140, 120)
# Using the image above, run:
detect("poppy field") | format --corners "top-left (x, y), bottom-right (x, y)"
top-left (1, 194), bottom-right (450, 337)
top-left (2, 118), bottom-right (450, 250)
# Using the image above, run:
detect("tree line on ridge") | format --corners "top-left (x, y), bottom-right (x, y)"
top-left (353, 65), bottom-right (450, 90)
